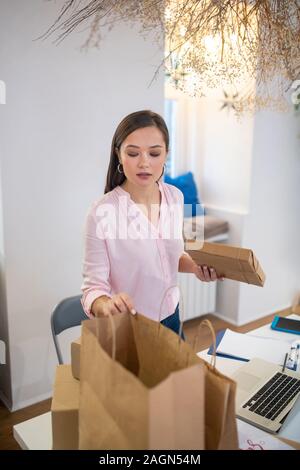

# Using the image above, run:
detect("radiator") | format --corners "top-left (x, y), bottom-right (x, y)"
top-left (178, 272), bottom-right (217, 321)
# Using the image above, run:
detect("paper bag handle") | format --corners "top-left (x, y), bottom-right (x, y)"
top-left (158, 285), bottom-right (217, 367)
top-left (193, 319), bottom-right (217, 368)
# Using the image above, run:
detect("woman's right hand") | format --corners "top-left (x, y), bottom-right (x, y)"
top-left (92, 292), bottom-right (136, 318)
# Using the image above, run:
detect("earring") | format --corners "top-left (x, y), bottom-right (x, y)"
top-left (157, 163), bottom-right (166, 181)
top-left (117, 163), bottom-right (124, 174)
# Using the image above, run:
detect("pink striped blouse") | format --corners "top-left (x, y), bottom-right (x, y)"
top-left (81, 181), bottom-right (185, 321)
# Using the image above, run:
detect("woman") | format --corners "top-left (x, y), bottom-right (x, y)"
top-left (81, 110), bottom-right (221, 337)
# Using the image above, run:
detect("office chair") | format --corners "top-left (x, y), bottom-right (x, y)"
top-left (51, 294), bottom-right (87, 364)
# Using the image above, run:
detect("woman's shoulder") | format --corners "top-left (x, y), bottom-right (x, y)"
top-left (160, 181), bottom-right (184, 204)
top-left (86, 187), bottom-right (120, 217)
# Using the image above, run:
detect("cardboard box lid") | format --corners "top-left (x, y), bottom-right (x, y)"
top-left (185, 241), bottom-right (266, 287)
top-left (51, 365), bottom-right (80, 412)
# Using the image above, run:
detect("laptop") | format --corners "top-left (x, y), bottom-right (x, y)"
top-left (232, 358), bottom-right (300, 433)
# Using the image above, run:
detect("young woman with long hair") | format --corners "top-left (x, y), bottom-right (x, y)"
top-left (81, 110), bottom-right (220, 337)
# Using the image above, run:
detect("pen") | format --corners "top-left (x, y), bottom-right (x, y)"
top-left (282, 352), bottom-right (288, 373)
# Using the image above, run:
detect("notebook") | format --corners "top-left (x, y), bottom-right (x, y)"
top-left (208, 328), bottom-right (290, 364)
top-left (207, 330), bottom-right (248, 362)
top-left (232, 358), bottom-right (300, 433)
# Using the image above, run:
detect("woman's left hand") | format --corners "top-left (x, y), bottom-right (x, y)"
top-left (194, 264), bottom-right (224, 282)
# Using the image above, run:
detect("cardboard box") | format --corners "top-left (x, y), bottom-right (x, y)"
top-left (71, 337), bottom-right (81, 380)
top-left (51, 365), bottom-right (79, 449)
top-left (185, 241), bottom-right (265, 287)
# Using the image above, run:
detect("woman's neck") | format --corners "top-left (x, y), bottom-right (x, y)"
top-left (121, 180), bottom-right (160, 206)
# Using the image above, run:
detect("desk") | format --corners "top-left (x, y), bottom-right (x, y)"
top-left (13, 317), bottom-right (300, 450)
top-left (13, 412), bottom-right (52, 450)
top-left (198, 317), bottom-right (300, 448)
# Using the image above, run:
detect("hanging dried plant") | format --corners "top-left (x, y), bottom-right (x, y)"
top-left (41, 0), bottom-right (300, 114)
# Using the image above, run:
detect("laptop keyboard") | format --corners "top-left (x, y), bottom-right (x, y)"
top-left (242, 372), bottom-right (300, 421)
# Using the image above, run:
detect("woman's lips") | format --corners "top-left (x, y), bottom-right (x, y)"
top-left (137, 173), bottom-right (152, 179)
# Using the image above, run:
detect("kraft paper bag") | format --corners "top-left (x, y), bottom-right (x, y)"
top-left (78, 313), bottom-right (238, 450)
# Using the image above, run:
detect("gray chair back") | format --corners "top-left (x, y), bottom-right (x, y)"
top-left (51, 295), bottom-right (87, 364)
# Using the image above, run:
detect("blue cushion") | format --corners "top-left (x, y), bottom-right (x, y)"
top-left (164, 171), bottom-right (205, 217)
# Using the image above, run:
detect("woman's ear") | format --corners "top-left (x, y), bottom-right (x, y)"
top-left (164, 152), bottom-right (168, 166)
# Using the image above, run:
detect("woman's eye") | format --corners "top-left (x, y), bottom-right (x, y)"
top-left (127, 152), bottom-right (160, 157)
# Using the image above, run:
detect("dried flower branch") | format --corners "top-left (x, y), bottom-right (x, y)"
top-left (41, 0), bottom-right (300, 114)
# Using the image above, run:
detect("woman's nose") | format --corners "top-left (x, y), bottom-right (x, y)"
top-left (139, 152), bottom-right (150, 164)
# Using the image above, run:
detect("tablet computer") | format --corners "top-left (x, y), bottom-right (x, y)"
top-left (271, 316), bottom-right (300, 335)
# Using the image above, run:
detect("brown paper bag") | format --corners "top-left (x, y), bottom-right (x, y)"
top-left (78, 313), bottom-right (238, 450)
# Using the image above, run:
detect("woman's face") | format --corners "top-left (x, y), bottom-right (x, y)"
top-left (119, 126), bottom-right (167, 188)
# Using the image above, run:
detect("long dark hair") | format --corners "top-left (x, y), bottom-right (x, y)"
top-left (104, 110), bottom-right (169, 194)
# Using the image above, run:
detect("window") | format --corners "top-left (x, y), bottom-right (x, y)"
top-left (164, 98), bottom-right (177, 177)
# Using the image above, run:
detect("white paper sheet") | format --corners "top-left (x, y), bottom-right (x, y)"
top-left (237, 419), bottom-right (295, 450)
top-left (217, 329), bottom-right (290, 364)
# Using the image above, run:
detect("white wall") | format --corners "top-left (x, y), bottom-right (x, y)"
top-left (238, 109), bottom-right (300, 324)
top-left (200, 95), bottom-right (254, 214)
top-left (200, 103), bottom-right (300, 325)
top-left (0, 0), bottom-right (164, 410)
top-left (198, 94), bottom-right (254, 325)
top-left (165, 84), bottom-right (206, 181)
top-left (165, 86), bottom-right (254, 215)
top-left (167, 83), bottom-right (300, 326)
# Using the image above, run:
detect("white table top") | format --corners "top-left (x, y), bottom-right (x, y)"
top-left (13, 411), bottom-right (52, 450)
